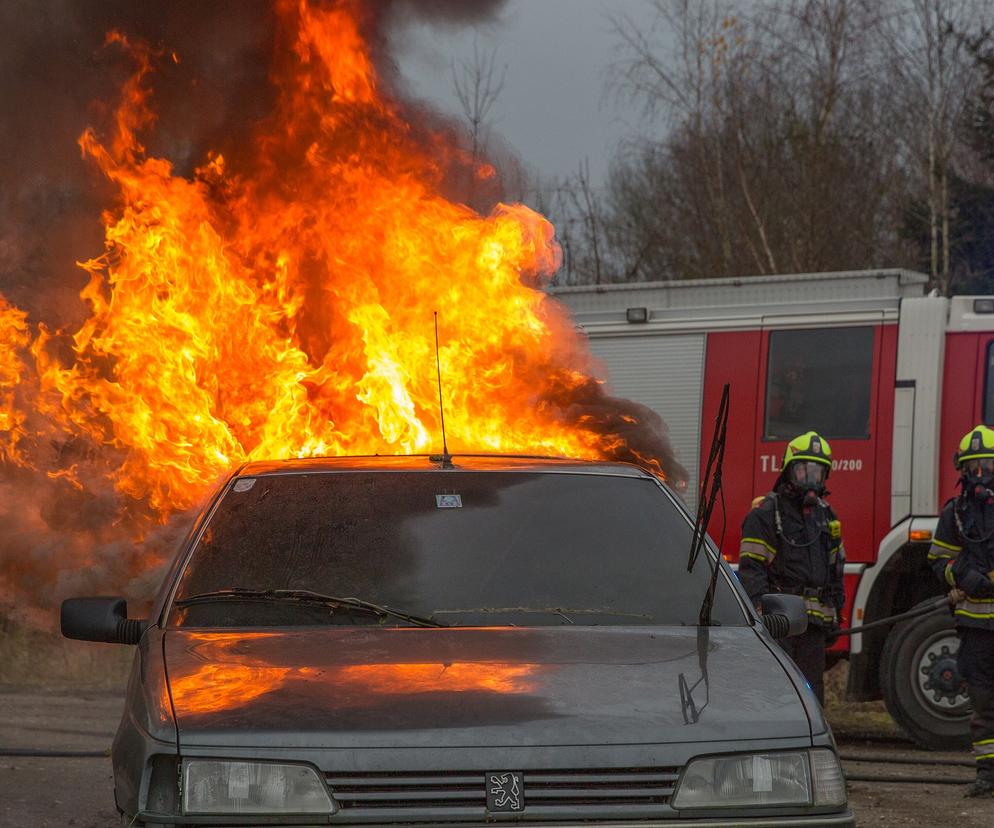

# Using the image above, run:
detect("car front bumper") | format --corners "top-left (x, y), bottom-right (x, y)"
top-left (128, 813), bottom-right (856, 827)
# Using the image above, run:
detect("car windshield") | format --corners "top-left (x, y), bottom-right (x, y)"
top-left (169, 470), bottom-right (745, 628)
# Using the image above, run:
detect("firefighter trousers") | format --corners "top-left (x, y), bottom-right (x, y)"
top-left (958, 627), bottom-right (994, 782)
top-left (780, 626), bottom-right (827, 705)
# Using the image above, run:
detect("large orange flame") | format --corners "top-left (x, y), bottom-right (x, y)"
top-left (0, 295), bottom-right (30, 465)
top-left (0, 2), bottom-right (681, 614)
top-left (29, 9), bottom-right (615, 517)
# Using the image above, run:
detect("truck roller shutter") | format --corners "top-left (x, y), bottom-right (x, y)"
top-left (586, 333), bottom-right (706, 513)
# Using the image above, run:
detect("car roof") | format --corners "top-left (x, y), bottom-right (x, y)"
top-left (235, 454), bottom-right (659, 480)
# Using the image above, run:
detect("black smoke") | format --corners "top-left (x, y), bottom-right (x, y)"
top-left (0, 0), bottom-right (509, 321)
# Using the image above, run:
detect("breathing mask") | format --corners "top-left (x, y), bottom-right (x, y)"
top-left (787, 460), bottom-right (827, 506)
top-left (960, 457), bottom-right (994, 499)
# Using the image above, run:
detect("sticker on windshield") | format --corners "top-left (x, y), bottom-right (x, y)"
top-left (436, 494), bottom-right (462, 508)
top-left (232, 478), bottom-right (256, 493)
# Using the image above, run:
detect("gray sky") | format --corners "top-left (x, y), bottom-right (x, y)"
top-left (395, 0), bottom-right (659, 190)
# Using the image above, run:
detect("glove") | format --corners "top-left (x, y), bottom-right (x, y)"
top-left (949, 587), bottom-right (966, 607)
top-left (951, 557), bottom-right (994, 597)
top-left (824, 621), bottom-right (841, 647)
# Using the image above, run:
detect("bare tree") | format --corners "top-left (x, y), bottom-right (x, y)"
top-left (597, 0), bottom-right (903, 282)
top-left (606, 0), bottom-right (749, 277)
top-left (566, 159), bottom-right (609, 284)
top-left (546, 0), bottom-right (994, 288)
top-left (872, 0), bottom-right (988, 294)
top-left (451, 37), bottom-right (507, 164)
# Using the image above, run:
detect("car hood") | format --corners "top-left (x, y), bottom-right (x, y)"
top-left (163, 625), bottom-right (814, 749)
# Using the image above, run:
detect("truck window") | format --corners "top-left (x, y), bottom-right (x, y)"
top-left (765, 327), bottom-right (874, 440)
top-left (985, 341), bottom-right (994, 425)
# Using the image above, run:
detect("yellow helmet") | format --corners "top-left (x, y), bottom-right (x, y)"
top-left (955, 425), bottom-right (994, 467)
top-left (783, 431), bottom-right (833, 470)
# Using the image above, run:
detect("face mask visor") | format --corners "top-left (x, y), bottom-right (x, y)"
top-left (789, 460), bottom-right (827, 489)
top-left (962, 458), bottom-right (994, 480)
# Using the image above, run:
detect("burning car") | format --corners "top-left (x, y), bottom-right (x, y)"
top-left (62, 455), bottom-right (853, 826)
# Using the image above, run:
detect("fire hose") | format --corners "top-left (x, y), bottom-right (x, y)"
top-left (763, 596), bottom-right (948, 639)
top-left (839, 751), bottom-right (974, 785)
top-left (0, 747), bottom-right (107, 757)
top-left (834, 596), bottom-right (949, 637)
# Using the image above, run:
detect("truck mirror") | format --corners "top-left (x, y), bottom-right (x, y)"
top-left (759, 593), bottom-right (808, 639)
top-left (61, 597), bottom-right (148, 645)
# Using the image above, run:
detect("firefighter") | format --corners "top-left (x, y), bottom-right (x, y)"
top-left (737, 431), bottom-right (845, 704)
top-left (928, 424), bottom-right (994, 798)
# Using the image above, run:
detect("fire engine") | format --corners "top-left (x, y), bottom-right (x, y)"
top-left (551, 268), bottom-right (994, 750)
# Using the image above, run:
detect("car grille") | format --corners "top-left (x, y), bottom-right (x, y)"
top-left (326, 766), bottom-right (681, 822)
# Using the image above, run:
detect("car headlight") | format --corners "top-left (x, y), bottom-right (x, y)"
top-left (672, 748), bottom-right (846, 810)
top-left (183, 760), bottom-right (336, 815)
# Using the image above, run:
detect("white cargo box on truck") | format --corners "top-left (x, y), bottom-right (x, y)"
top-left (551, 269), bottom-right (927, 513)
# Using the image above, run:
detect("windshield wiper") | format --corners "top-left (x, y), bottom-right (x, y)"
top-left (174, 588), bottom-right (446, 627)
top-left (431, 607), bottom-right (654, 625)
top-left (689, 382), bottom-right (730, 627)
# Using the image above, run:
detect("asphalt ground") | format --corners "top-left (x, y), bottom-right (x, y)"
top-left (2, 685), bottom-right (994, 827)
top-left (0, 688), bottom-right (121, 827)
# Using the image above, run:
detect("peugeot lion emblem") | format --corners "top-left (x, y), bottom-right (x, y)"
top-left (486, 771), bottom-right (524, 812)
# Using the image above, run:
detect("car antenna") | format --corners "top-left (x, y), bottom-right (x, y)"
top-left (431, 311), bottom-right (454, 469)
top-left (687, 383), bottom-right (730, 626)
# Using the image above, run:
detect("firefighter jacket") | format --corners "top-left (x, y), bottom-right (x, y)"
top-left (737, 491), bottom-right (845, 627)
top-left (929, 495), bottom-right (994, 630)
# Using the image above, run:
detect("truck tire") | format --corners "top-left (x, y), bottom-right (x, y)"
top-left (880, 598), bottom-right (971, 750)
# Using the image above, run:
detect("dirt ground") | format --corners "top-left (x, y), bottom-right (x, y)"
top-left (837, 740), bottom-right (990, 827)
top-left (824, 661), bottom-right (992, 827)
top-left (1, 651), bottom-right (993, 826)
top-left (846, 779), bottom-right (991, 827)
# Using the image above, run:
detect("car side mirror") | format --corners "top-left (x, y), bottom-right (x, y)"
top-left (61, 597), bottom-right (148, 645)
top-left (759, 593), bottom-right (808, 639)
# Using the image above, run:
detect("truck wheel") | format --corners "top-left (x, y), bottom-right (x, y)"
top-left (880, 598), bottom-right (971, 750)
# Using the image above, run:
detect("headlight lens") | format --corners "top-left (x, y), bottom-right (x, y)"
top-left (183, 760), bottom-right (335, 815)
top-left (673, 749), bottom-right (845, 809)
